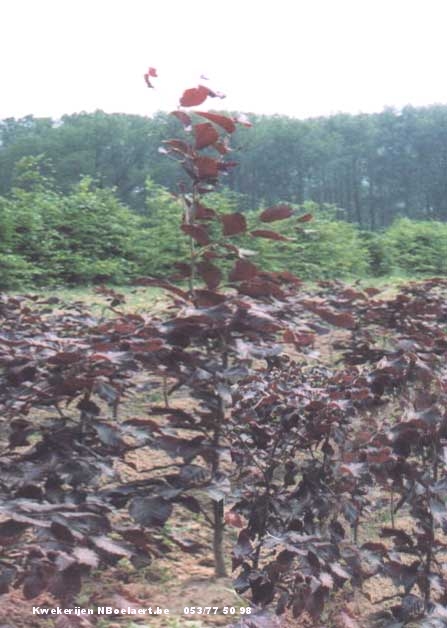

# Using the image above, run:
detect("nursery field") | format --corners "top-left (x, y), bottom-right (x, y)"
top-left (2, 277), bottom-right (447, 628)
top-left (3, 75), bottom-right (447, 628)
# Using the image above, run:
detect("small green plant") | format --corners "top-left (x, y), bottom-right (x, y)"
top-left (383, 217), bottom-right (447, 275)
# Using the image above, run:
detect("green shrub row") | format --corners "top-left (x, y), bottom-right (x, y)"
top-left (0, 157), bottom-right (187, 289)
top-left (2, 157), bottom-right (447, 289)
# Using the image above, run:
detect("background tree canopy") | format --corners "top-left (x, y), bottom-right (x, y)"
top-left (2, 105), bottom-right (447, 225)
top-left (2, 107), bottom-right (447, 288)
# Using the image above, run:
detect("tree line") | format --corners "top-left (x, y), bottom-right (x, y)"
top-left (2, 105), bottom-right (447, 227)
top-left (2, 155), bottom-right (447, 289)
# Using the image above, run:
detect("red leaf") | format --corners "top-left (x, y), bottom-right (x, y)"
top-left (123, 418), bottom-right (160, 433)
top-left (195, 203), bottom-right (216, 220)
top-left (194, 122), bottom-right (219, 150)
top-left (172, 262), bottom-right (192, 278)
top-left (339, 287), bottom-right (366, 301)
top-left (194, 111), bottom-right (236, 133)
top-left (143, 67), bottom-right (157, 88)
top-left (297, 213), bottom-right (313, 222)
top-left (197, 261), bottom-right (222, 290)
top-left (180, 85), bottom-right (211, 107)
top-left (170, 110), bottom-right (191, 127)
top-left (229, 259), bottom-right (258, 282)
top-left (222, 213), bottom-right (247, 236)
top-left (275, 270), bottom-right (302, 285)
top-left (48, 352), bottom-right (84, 365)
top-left (193, 290), bottom-right (226, 307)
top-left (163, 139), bottom-right (191, 156)
top-left (250, 230), bottom-right (291, 241)
top-left (260, 204), bottom-right (294, 222)
top-left (194, 156), bottom-right (220, 180)
top-left (283, 329), bottom-right (296, 344)
top-left (181, 224), bottom-right (210, 246)
top-left (202, 250), bottom-right (220, 259)
top-left (361, 542), bottom-right (388, 553)
top-left (238, 280), bottom-right (285, 299)
top-left (225, 511), bottom-right (244, 528)
top-left (310, 306), bottom-right (356, 329)
top-left (283, 329), bottom-right (315, 347)
top-left (128, 339), bottom-right (164, 352)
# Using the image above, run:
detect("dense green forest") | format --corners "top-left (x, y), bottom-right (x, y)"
top-left (2, 106), bottom-right (447, 288)
top-left (2, 105), bottom-right (447, 225)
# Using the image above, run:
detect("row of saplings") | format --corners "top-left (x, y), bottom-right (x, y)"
top-left (3, 252), bottom-right (447, 626)
top-left (2, 72), bottom-right (447, 627)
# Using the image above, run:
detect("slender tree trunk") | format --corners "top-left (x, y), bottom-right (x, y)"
top-left (296, 169), bottom-right (304, 204)
top-left (211, 354), bottom-right (228, 578)
top-left (424, 492), bottom-right (433, 607)
top-left (352, 159), bottom-right (362, 226)
top-left (368, 168), bottom-right (376, 230)
top-left (211, 419), bottom-right (227, 577)
top-left (213, 500), bottom-right (227, 577)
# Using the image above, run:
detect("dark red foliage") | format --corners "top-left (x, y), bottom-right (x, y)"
top-left (181, 223), bottom-right (211, 246)
top-left (222, 212), bottom-right (247, 236)
top-left (303, 301), bottom-right (357, 329)
top-left (5, 73), bottom-right (447, 628)
top-left (259, 204), bottom-right (294, 222)
top-left (250, 229), bottom-right (291, 241)
top-left (163, 138), bottom-right (192, 156)
top-left (170, 110), bottom-right (192, 127)
top-left (195, 202), bottom-right (216, 220)
top-left (194, 111), bottom-right (237, 133)
top-left (237, 279), bottom-right (286, 299)
top-left (297, 212), bottom-right (313, 222)
top-left (193, 155), bottom-right (220, 180)
top-left (196, 261), bottom-right (222, 289)
top-left (194, 122), bottom-right (219, 149)
top-left (180, 85), bottom-right (214, 107)
top-left (229, 259), bottom-right (259, 282)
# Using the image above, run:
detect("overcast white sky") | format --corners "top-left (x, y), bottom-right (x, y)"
top-left (2, 0), bottom-right (447, 120)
